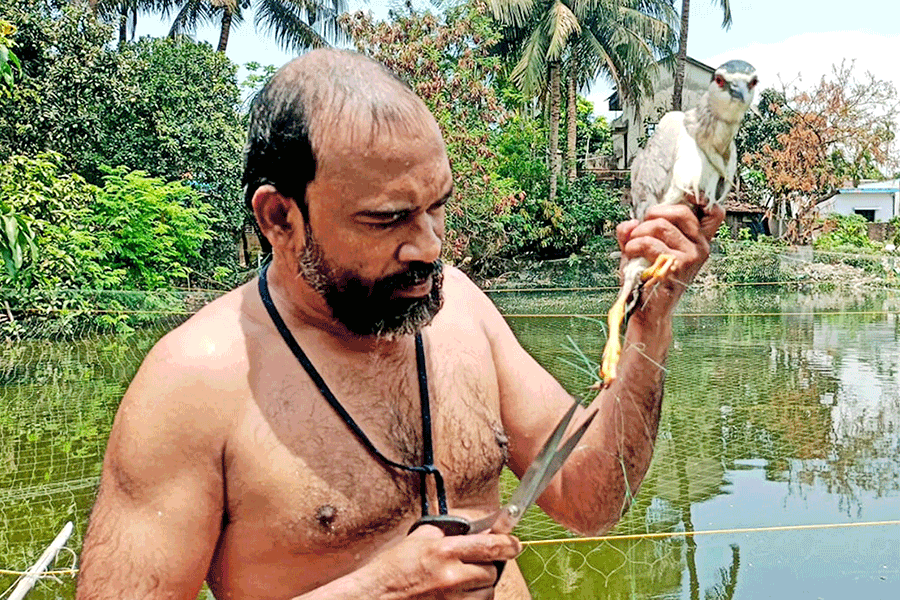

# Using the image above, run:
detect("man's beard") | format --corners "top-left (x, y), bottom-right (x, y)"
top-left (298, 224), bottom-right (443, 339)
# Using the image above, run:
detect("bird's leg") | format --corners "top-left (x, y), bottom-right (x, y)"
top-left (597, 284), bottom-right (635, 389)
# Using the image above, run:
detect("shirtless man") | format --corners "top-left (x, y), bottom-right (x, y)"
top-left (76, 49), bottom-right (724, 600)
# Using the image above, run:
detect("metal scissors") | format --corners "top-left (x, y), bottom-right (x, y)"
top-left (408, 401), bottom-right (597, 577)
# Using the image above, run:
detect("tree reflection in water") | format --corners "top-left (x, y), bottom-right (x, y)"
top-left (508, 286), bottom-right (899, 598)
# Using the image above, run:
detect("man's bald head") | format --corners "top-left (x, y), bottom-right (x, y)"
top-left (243, 49), bottom-right (438, 219)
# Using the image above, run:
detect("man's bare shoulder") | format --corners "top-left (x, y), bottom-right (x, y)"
top-left (438, 265), bottom-right (505, 328)
top-left (121, 281), bottom-right (260, 424)
top-left (162, 283), bottom-right (252, 357)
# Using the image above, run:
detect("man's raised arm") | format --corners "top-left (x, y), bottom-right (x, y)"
top-left (484, 203), bottom-right (724, 535)
top-left (77, 338), bottom-right (226, 600)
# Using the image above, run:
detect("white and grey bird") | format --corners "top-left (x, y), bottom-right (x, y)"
top-left (600, 60), bottom-right (758, 387)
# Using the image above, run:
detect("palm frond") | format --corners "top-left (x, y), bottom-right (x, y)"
top-left (546, 0), bottom-right (581, 60)
top-left (255, 0), bottom-right (348, 53)
top-left (166, 0), bottom-right (216, 36)
top-left (715, 0), bottom-right (733, 29)
top-left (510, 19), bottom-right (551, 96)
top-left (488, 0), bottom-right (538, 28)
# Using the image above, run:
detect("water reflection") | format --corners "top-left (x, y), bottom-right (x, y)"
top-left (498, 286), bottom-right (900, 598)
top-left (1, 288), bottom-right (898, 598)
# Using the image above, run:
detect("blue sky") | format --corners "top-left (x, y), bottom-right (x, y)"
top-left (136, 1), bottom-right (900, 120)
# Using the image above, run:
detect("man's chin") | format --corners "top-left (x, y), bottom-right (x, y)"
top-left (333, 289), bottom-right (443, 339)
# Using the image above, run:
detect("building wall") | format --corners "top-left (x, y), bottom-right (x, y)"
top-left (828, 192), bottom-right (895, 221)
top-left (611, 58), bottom-right (715, 169)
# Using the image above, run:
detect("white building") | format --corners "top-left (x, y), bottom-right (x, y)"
top-left (608, 57), bottom-right (716, 169)
top-left (817, 179), bottom-right (900, 222)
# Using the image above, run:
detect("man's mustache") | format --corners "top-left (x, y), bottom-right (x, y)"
top-left (378, 260), bottom-right (443, 292)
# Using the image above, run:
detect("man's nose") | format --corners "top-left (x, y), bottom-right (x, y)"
top-left (398, 213), bottom-right (443, 264)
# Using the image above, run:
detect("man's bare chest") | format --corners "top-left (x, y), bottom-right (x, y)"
top-left (222, 331), bottom-right (509, 556)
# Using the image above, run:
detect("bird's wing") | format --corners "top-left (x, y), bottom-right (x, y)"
top-left (630, 112), bottom-right (686, 220)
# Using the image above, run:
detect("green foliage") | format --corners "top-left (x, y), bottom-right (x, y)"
top-left (0, 17), bottom-right (20, 94)
top-left (813, 214), bottom-right (879, 252)
top-left (500, 176), bottom-right (627, 258)
top-left (0, 208), bottom-right (36, 278)
top-left (93, 166), bottom-right (214, 289)
top-left (576, 97), bottom-right (611, 157)
top-left (0, 3), bottom-right (245, 270)
top-left (344, 2), bottom-right (521, 268)
top-left (0, 152), bottom-right (214, 291)
top-left (493, 115), bottom-right (550, 197)
top-left (0, 152), bottom-right (107, 289)
top-left (712, 225), bottom-right (788, 284)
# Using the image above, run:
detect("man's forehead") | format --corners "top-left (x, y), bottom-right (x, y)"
top-left (311, 91), bottom-right (442, 150)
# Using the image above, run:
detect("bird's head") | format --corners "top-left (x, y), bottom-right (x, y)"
top-left (707, 60), bottom-right (758, 123)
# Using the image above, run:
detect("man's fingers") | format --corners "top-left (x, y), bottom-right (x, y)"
top-left (700, 204), bottom-right (726, 241)
top-left (639, 204), bottom-right (703, 245)
top-left (624, 218), bottom-right (699, 262)
top-left (422, 533), bottom-right (520, 595)
top-left (616, 219), bottom-right (640, 251)
top-left (442, 532), bottom-right (522, 563)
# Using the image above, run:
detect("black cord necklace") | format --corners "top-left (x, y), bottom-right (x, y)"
top-left (257, 262), bottom-right (448, 516)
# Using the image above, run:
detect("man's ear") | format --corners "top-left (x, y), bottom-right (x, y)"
top-left (252, 185), bottom-right (304, 248)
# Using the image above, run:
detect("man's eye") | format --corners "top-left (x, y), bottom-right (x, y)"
top-left (368, 212), bottom-right (407, 227)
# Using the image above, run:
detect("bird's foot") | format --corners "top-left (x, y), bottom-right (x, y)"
top-left (641, 254), bottom-right (678, 285)
top-left (596, 294), bottom-right (630, 389)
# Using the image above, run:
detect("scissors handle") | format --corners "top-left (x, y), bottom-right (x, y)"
top-left (408, 514), bottom-right (472, 536)
top-left (408, 515), bottom-right (507, 581)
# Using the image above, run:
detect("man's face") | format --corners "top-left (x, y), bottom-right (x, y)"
top-left (299, 108), bottom-right (453, 338)
top-left (298, 221), bottom-right (443, 338)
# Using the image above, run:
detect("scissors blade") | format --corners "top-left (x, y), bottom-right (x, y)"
top-left (468, 404), bottom-right (597, 534)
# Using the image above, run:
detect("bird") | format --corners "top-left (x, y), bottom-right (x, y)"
top-left (599, 60), bottom-right (758, 387)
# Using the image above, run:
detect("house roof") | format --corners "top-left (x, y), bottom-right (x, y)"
top-left (838, 179), bottom-right (900, 193)
top-left (723, 200), bottom-right (765, 214)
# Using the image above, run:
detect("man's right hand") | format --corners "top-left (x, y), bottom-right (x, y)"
top-left (299, 524), bottom-right (522, 599)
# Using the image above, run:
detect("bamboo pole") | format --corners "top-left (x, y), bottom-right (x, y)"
top-left (8, 521), bottom-right (73, 600)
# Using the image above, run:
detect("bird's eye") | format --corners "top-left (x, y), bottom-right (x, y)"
top-left (715, 75), bottom-right (726, 87)
top-left (749, 77), bottom-right (758, 89)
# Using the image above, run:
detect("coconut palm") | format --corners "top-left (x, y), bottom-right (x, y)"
top-left (671, 0), bottom-right (732, 111)
top-left (91, 0), bottom-right (158, 43)
top-left (161, 0), bottom-right (347, 53)
top-left (490, 1), bottom-right (676, 200)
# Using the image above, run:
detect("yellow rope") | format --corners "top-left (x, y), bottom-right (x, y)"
top-left (483, 280), bottom-right (897, 294)
top-left (2, 522), bottom-right (899, 575)
top-left (14, 308), bottom-right (193, 315)
top-left (521, 519), bottom-right (900, 547)
top-left (502, 310), bottom-right (900, 319)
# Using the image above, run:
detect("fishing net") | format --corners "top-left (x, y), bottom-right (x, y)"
top-left (1, 249), bottom-right (899, 599)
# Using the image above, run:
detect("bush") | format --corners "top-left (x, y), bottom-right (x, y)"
top-left (499, 176), bottom-right (627, 258)
top-left (813, 214), bottom-right (879, 252)
top-left (712, 224), bottom-right (788, 283)
top-left (0, 152), bottom-right (214, 291)
top-left (0, 4), bottom-right (245, 271)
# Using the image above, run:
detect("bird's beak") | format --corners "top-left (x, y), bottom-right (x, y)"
top-left (728, 81), bottom-right (749, 104)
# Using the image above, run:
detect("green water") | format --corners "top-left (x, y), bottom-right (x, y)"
top-left (1, 287), bottom-right (898, 599)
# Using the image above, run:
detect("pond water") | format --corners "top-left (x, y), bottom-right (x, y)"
top-left (1, 285), bottom-right (898, 599)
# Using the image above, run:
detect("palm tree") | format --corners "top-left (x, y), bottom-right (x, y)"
top-left (671, 0), bottom-right (732, 111)
top-left (91, 1), bottom-right (157, 43)
top-left (162, 0), bottom-right (347, 54)
top-left (490, 0), bottom-right (676, 200)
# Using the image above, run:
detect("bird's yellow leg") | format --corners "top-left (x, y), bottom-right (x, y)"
top-left (598, 291), bottom-right (630, 388)
top-left (597, 254), bottom-right (677, 389)
top-left (641, 254), bottom-right (677, 285)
